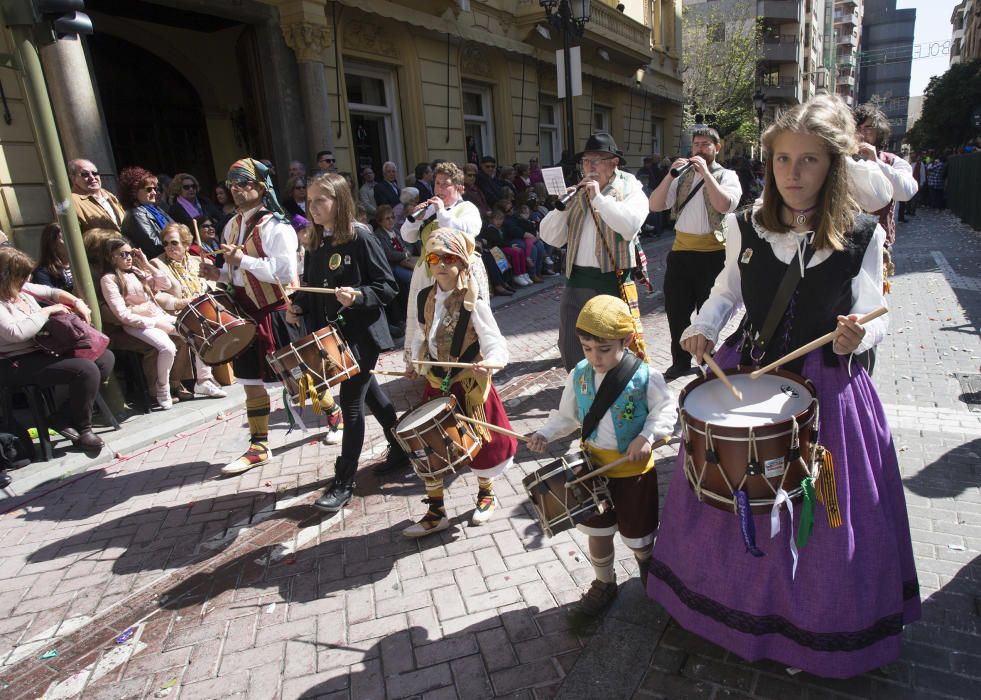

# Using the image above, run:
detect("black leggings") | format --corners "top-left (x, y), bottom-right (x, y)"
top-left (1, 350), bottom-right (114, 430)
top-left (337, 341), bottom-right (398, 473)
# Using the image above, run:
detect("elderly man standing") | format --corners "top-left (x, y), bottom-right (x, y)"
top-left (69, 158), bottom-right (125, 233)
top-left (540, 133), bottom-right (650, 371)
top-left (374, 161), bottom-right (402, 207)
top-left (649, 127), bottom-right (742, 380)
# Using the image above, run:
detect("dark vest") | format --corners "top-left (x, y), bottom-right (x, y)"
top-left (727, 212), bottom-right (877, 373)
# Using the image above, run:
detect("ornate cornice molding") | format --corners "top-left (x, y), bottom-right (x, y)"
top-left (342, 20), bottom-right (399, 58)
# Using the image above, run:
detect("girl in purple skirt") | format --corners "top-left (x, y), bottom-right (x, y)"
top-left (647, 94), bottom-right (920, 678)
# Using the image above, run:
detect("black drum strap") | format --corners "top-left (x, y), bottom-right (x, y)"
top-left (581, 352), bottom-right (641, 443)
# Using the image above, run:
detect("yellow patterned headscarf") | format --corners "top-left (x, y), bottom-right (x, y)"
top-left (427, 227), bottom-right (479, 311)
top-left (576, 295), bottom-right (635, 340)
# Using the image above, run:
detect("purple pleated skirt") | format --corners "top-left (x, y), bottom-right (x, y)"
top-left (647, 345), bottom-right (921, 678)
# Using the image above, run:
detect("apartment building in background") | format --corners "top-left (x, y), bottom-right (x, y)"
top-left (858, 0), bottom-right (916, 149)
top-left (833, 0), bottom-right (863, 106)
top-left (951, 0), bottom-right (981, 65)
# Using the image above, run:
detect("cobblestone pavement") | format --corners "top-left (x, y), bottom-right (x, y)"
top-left (0, 211), bottom-right (978, 699)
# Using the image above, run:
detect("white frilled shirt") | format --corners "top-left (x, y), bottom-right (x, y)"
top-left (218, 204), bottom-right (298, 288)
top-left (680, 208), bottom-right (889, 357)
top-left (409, 286), bottom-right (508, 372)
top-left (536, 366), bottom-right (677, 450)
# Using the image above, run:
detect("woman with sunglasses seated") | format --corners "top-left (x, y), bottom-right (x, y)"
top-left (190, 215), bottom-right (221, 258)
top-left (149, 222), bottom-right (227, 399)
top-left (120, 167), bottom-right (173, 259)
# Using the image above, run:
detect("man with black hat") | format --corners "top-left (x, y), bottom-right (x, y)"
top-left (540, 132), bottom-right (649, 371)
top-left (649, 127), bottom-right (742, 380)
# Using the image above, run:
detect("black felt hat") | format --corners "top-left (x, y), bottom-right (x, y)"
top-left (576, 132), bottom-right (626, 167)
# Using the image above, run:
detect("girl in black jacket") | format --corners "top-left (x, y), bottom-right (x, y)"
top-left (289, 173), bottom-right (410, 513)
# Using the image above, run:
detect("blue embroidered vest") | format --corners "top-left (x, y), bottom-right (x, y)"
top-left (572, 359), bottom-right (649, 453)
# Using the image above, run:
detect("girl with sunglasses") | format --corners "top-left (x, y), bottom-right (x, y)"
top-left (288, 172), bottom-right (411, 513)
top-left (402, 228), bottom-right (516, 537)
top-left (99, 237), bottom-right (179, 409)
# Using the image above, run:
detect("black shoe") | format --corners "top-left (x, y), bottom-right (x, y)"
top-left (76, 429), bottom-right (104, 451)
top-left (48, 411), bottom-right (80, 442)
top-left (662, 364), bottom-right (692, 381)
top-left (313, 480), bottom-right (354, 513)
top-left (372, 445), bottom-right (412, 474)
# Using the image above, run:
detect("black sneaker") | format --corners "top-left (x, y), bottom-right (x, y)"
top-left (313, 480), bottom-right (354, 513)
top-left (372, 445), bottom-right (411, 474)
top-left (662, 364), bottom-right (692, 381)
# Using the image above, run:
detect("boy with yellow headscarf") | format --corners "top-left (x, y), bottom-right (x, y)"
top-left (529, 295), bottom-right (676, 615)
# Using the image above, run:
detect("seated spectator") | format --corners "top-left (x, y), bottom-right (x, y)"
top-left (372, 204), bottom-right (414, 327)
top-left (99, 237), bottom-right (179, 410)
top-left (476, 156), bottom-right (504, 211)
top-left (483, 206), bottom-right (530, 286)
top-left (374, 161), bottom-right (402, 207)
top-left (191, 214), bottom-right (221, 257)
top-left (0, 246), bottom-right (113, 450)
top-left (69, 158), bottom-right (125, 233)
top-left (497, 165), bottom-right (518, 199)
top-left (501, 199), bottom-right (546, 282)
top-left (463, 163), bottom-right (490, 220)
top-left (168, 173), bottom-right (217, 229)
top-left (283, 175), bottom-right (308, 225)
top-left (513, 163), bottom-right (532, 193)
top-left (149, 223), bottom-right (227, 399)
top-left (120, 167), bottom-right (172, 259)
top-left (529, 156), bottom-right (545, 185)
top-left (414, 162), bottom-right (434, 201)
top-left (395, 186), bottom-right (419, 233)
top-left (31, 223), bottom-right (73, 292)
top-left (358, 166), bottom-right (378, 222)
top-left (213, 182), bottom-right (236, 231)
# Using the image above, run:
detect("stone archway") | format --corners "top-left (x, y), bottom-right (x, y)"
top-left (88, 32), bottom-right (215, 187)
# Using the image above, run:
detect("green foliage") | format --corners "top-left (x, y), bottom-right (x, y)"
top-left (681, 2), bottom-right (763, 141)
top-left (906, 59), bottom-right (981, 152)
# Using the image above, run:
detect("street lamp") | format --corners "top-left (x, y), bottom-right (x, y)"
top-left (541, 0), bottom-right (591, 178)
top-left (753, 90), bottom-right (766, 150)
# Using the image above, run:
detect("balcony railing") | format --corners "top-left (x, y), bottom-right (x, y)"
top-left (759, 0), bottom-right (802, 22)
top-left (763, 36), bottom-right (801, 63)
top-left (760, 78), bottom-right (800, 101)
top-left (838, 54), bottom-right (857, 67)
top-left (834, 13), bottom-right (857, 26)
top-left (837, 34), bottom-right (858, 47)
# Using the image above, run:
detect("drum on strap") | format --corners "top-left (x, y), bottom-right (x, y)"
top-left (267, 324), bottom-right (360, 402)
top-left (679, 368), bottom-right (821, 515)
top-left (176, 290), bottom-right (256, 366)
top-left (393, 396), bottom-right (481, 481)
top-left (522, 450), bottom-right (612, 538)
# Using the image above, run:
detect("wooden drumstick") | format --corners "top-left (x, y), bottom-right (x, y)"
top-left (563, 436), bottom-right (674, 488)
top-left (370, 369), bottom-right (410, 377)
top-left (290, 286), bottom-right (338, 295)
top-left (749, 306), bottom-right (889, 379)
top-left (456, 414), bottom-right (530, 442)
top-left (191, 219), bottom-right (203, 248)
top-left (412, 359), bottom-right (505, 370)
top-left (702, 352), bottom-right (743, 401)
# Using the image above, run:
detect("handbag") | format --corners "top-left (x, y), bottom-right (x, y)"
top-left (587, 201), bottom-right (649, 363)
top-left (35, 312), bottom-right (110, 361)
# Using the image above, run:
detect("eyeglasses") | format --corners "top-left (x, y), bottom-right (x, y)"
top-left (228, 179), bottom-right (255, 189)
top-left (164, 240), bottom-right (182, 247)
top-left (115, 250), bottom-right (133, 258)
top-left (580, 156), bottom-right (616, 168)
top-left (182, 183), bottom-right (197, 190)
top-left (142, 186), bottom-right (158, 193)
top-left (200, 223), bottom-right (216, 229)
top-left (320, 158), bottom-right (335, 164)
top-left (426, 253), bottom-right (461, 267)
top-left (294, 184), bottom-right (306, 190)
top-left (78, 169), bottom-right (99, 178)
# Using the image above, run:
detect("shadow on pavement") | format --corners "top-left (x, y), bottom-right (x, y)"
top-left (904, 437), bottom-right (981, 499)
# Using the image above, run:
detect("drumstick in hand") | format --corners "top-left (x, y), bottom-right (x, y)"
top-left (702, 353), bottom-right (742, 401)
top-left (564, 436), bottom-right (674, 488)
top-left (749, 306), bottom-right (888, 379)
top-left (412, 359), bottom-right (505, 370)
top-left (370, 369), bottom-right (410, 377)
top-left (457, 414), bottom-right (529, 442)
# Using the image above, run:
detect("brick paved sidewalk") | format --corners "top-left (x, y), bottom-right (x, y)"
top-left (0, 220), bottom-right (978, 699)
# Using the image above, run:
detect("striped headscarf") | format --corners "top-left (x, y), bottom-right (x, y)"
top-left (427, 227), bottom-right (478, 311)
top-left (226, 158), bottom-right (286, 221)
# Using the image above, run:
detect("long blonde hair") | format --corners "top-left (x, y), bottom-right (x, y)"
top-left (755, 94), bottom-right (859, 251)
top-left (304, 172), bottom-right (357, 250)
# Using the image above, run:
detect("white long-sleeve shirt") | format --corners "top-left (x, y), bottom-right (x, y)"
top-left (876, 153), bottom-right (918, 203)
top-left (537, 367), bottom-right (676, 449)
top-left (539, 170), bottom-right (649, 269)
top-left (410, 287), bottom-right (507, 372)
top-left (399, 198), bottom-right (482, 243)
top-left (846, 157), bottom-right (896, 212)
top-left (663, 168), bottom-right (742, 233)
top-left (219, 204), bottom-right (298, 287)
top-left (681, 210), bottom-right (888, 356)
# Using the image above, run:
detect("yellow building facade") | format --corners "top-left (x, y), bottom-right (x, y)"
top-left (0, 0), bottom-right (683, 253)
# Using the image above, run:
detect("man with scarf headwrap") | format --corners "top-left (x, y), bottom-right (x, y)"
top-left (403, 227), bottom-right (516, 536)
top-left (540, 133), bottom-right (650, 372)
top-left (200, 158), bottom-right (298, 475)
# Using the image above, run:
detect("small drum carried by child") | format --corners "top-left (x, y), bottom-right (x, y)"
top-left (523, 450), bottom-right (612, 538)
top-left (679, 368), bottom-right (822, 515)
top-left (266, 324), bottom-right (359, 403)
top-left (176, 290), bottom-right (256, 366)
top-left (393, 396), bottom-right (481, 480)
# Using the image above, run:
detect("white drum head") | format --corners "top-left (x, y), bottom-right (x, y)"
top-left (684, 373), bottom-right (811, 427)
top-left (398, 397), bottom-right (454, 432)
